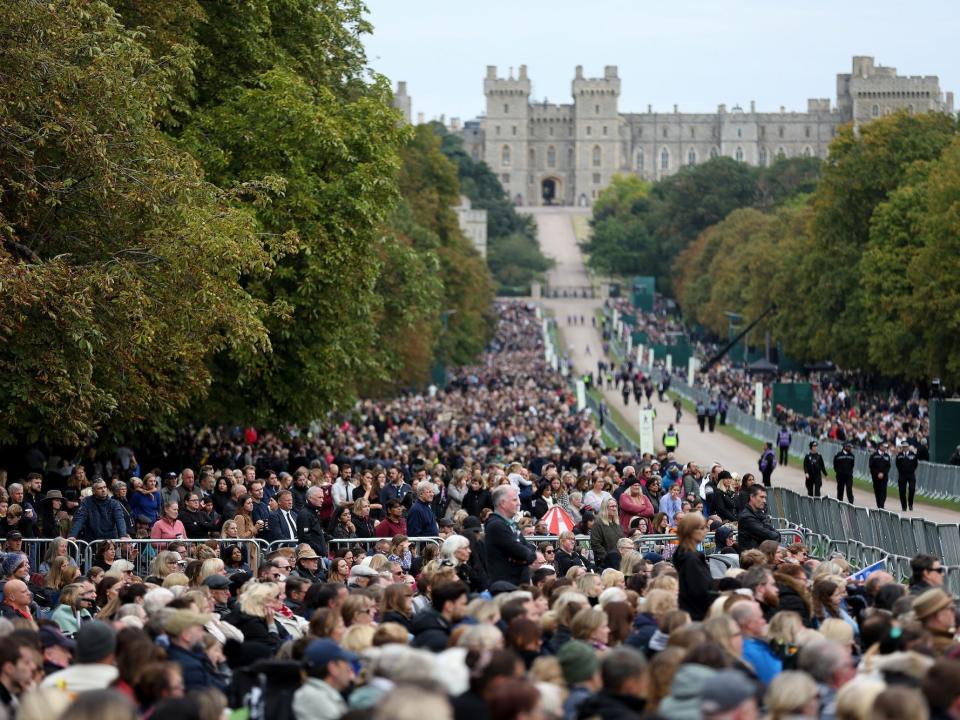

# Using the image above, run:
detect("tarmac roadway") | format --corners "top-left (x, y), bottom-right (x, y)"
top-left (526, 206), bottom-right (956, 524)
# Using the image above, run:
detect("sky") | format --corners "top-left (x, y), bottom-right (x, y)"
top-left (362, 0), bottom-right (959, 123)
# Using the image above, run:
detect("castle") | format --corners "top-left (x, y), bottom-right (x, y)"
top-left (448, 57), bottom-right (954, 207)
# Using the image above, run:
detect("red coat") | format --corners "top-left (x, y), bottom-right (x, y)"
top-left (619, 490), bottom-right (654, 533)
top-left (374, 517), bottom-right (408, 538)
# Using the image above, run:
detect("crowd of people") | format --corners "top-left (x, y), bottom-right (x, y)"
top-left (606, 297), bottom-right (932, 456)
top-left (0, 301), bottom-right (958, 720)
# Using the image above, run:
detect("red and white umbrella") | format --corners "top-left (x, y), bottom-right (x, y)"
top-left (542, 506), bottom-right (576, 535)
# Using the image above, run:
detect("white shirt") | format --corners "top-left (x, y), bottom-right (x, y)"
top-left (42, 663), bottom-right (118, 692)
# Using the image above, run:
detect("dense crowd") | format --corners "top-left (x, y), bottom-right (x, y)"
top-left (606, 298), bottom-right (932, 455)
top-left (0, 302), bottom-right (958, 720)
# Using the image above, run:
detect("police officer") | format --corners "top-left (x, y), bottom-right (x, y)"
top-left (869, 442), bottom-right (892, 509)
top-left (896, 445), bottom-right (919, 512)
top-left (803, 441), bottom-right (827, 497)
top-left (832, 442), bottom-right (856, 504)
top-left (663, 424), bottom-right (679, 452)
top-left (696, 401), bottom-right (706, 433)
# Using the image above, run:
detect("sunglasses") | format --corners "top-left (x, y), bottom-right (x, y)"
top-left (930, 567), bottom-right (946, 574)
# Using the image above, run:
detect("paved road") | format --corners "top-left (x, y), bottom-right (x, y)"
top-left (527, 207), bottom-right (956, 523)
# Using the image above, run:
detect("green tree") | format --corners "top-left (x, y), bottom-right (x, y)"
top-left (783, 112), bottom-right (957, 366)
top-left (0, 1), bottom-right (276, 443)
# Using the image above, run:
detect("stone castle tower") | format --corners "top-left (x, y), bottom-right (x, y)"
top-left (461, 57), bottom-right (954, 207)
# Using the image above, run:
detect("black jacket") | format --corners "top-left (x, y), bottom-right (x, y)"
top-left (576, 690), bottom-right (646, 720)
top-left (713, 490), bottom-right (738, 523)
top-left (673, 546), bottom-right (716, 622)
top-left (410, 607), bottom-right (452, 652)
top-left (832, 450), bottom-right (856, 478)
top-left (869, 451), bottom-right (891, 479)
top-left (803, 452), bottom-right (827, 483)
top-left (180, 508), bottom-right (220, 539)
top-left (168, 643), bottom-right (227, 692)
top-left (484, 513), bottom-right (535, 585)
top-left (554, 547), bottom-right (588, 578)
top-left (296, 505), bottom-right (329, 557)
top-left (737, 506), bottom-right (780, 550)
top-left (896, 451), bottom-right (919, 478)
top-left (224, 608), bottom-right (290, 668)
top-left (381, 610), bottom-right (412, 631)
top-left (461, 488), bottom-right (493, 518)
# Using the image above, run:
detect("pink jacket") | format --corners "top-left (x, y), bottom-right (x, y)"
top-left (619, 490), bottom-right (654, 533)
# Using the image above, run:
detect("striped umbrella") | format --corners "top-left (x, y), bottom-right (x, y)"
top-left (542, 506), bottom-right (576, 535)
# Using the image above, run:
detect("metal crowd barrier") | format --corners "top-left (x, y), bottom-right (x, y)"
top-left (601, 306), bottom-right (960, 501)
top-left (86, 538), bottom-right (265, 578)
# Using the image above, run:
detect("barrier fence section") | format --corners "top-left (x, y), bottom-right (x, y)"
top-left (601, 306), bottom-right (960, 502)
top-left (767, 485), bottom-right (960, 597)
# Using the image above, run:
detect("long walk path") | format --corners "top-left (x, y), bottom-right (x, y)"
top-left (528, 206), bottom-right (956, 523)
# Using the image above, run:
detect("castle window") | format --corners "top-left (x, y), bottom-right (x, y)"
top-left (776, 147), bottom-right (786, 159)
top-left (549, 126), bottom-right (554, 136)
top-left (660, 148), bottom-right (669, 170)
top-left (504, 104), bottom-right (509, 114)
top-left (638, 128), bottom-right (643, 138)
top-left (501, 145), bottom-right (511, 167)
top-left (710, 147), bottom-right (719, 159)
top-left (760, 126), bottom-right (766, 138)
top-left (758, 148), bottom-right (767, 167)
top-left (872, 104), bottom-right (880, 117)
top-left (529, 148), bottom-right (536, 164)
top-left (735, 147), bottom-right (744, 162)
top-left (512, 125), bottom-right (517, 136)
top-left (737, 128), bottom-right (742, 138)
top-left (803, 146), bottom-right (813, 157)
top-left (592, 145), bottom-right (602, 167)
top-left (687, 149), bottom-right (697, 166)
top-left (602, 126), bottom-right (608, 136)
top-left (547, 146), bottom-right (556, 168)
top-left (805, 126), bottom-right (811, 138)
top-left (595, 104), bottom-right (600, 114)
top-left (586, 126), bottom-right (592, 136)
top-left (593, 173), bottom-right (601, 184)
top-left (568, 148), bottom-right (574, 166)
top-left (471, 147), bottom-right (479, 160)
top-left (501, 173), bottom-right (510, 184)
top-left (690, 127), bottom-right (695, 138)
top-left (635, 149), bottom-right (644, 171)
top-left (907, 104), bottom-right (915, 113)
top-left (495, 125), bottom-right (501, 136)
top-left (778, 126), bottom-right (784, 138)
top-left (662, 127), bottom-right (668, 138)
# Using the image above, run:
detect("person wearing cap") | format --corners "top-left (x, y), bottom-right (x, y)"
top-left (291, 545), bottom-right (326, 583)
top-left (896, 444), bottom-right (919, 512)
top-left (68, 479), bottom-right (130, 542)
top-left (574, 646), bottom-right (647, 718)
top-left (832, 442), bottom-right (856, 504)
top-left (802, 441), bottom-right (827, 497)
top-left (915, 588), bottom-right (959, 657)
top-left (42, 619), bottom-right (119, 691)
top-left (164, 609), bottom-right (227, 691)
top-left (556, 640), bottom-right (601, 719)
top-left (293, 638), bottom-right (356, 720)
top-left (39, 624), bottom-right (76, 676)
top-left (868, 442), bottom-right (892, 509)
top-left (347, 564), bottom-right (379, 589)
top-left (715, 524), bottom-right (739, 556)
top-left (202, 574), bottom-right (234, 618)
top-left (700, 669), bottom-right (758, 720)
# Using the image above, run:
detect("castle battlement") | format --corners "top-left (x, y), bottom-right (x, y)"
top-left (462, 56), bottom-right (952, 208)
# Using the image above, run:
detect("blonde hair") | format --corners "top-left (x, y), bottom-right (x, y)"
top-left (765, 671), bottom-right (819, 720)
top-left (819, 617), bottom-right (854, 646)
top-left (373, 622), bottom-right (410, 647)
top-left (768, 611), bottom-right (805, 646)
top-left (676, 512), bottom-right (705, 551)
top-left (162, 572), bottom-right (189, 588)
top-left (17, 687), bottom-right (72, 720)
top-left (341, 624), bottom-right (376, 652)
top-left (570, 606), bottom-right (607, 642)
top-left (619, 550), bottom-right (644, 576)
top-left (647, 575), bottom-right (679, 595)
top-left (643, 589), bottom-right (678, 620)
top-left (465, 598), bottom-right (500, 624)
top-left (198, 559), bottom-right (225, 584)
top-left (598, 497), bottom-right (619, 526)
top-left (836, 679), bottom-right (886, 720)
top-left (238, 581), bottom-right (280, 617)
top-left (600, 569), bottom-right (624, 590)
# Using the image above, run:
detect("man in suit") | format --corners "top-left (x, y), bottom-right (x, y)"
top-left (270, 490), bottom-right (299, 544)
top-left (484, 485), bottom-right (535, 585)
top-left (297, 486), bottom-right (329, 558)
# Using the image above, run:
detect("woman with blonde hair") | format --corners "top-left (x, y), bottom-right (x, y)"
top-left (43, 556), bottom-right (78, 594)
top-left (341, 595), bottom-right (376, 627)
top-left (147, 550), bottom-right (183, 584)
top-left (39, 538), bottom-right (78, 576)
top-left (600, 569), bottom-right (625, 591)
top-left (672, 511), bottom-right (715, 621)
top-left (380, 583), bottom-right (413, 630)
top-left (590, 497), bottom-right (624, 568)
top-left (619, 550), bottom-right (645, 577)
top-left (198, 558), bottom-right (226, 585)
top-left (768, 610), bottom-right (806, 669)
top-left (836, 679), bottom-right (886, 720)
top-left (225, 581), bottom-right (288, 666)
top-left (570, 606), bottom-right (610, 650)
top-left (341, 624), bottom-right (376, 653)
top-left (703, 615), bottom-right (760, 681)
top-left (765, 670), bottom-right (820, 720)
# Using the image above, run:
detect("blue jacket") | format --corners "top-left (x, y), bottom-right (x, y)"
top-left (129, 490), bottom-right (162, 524)
top-left (167, 643), bottom-right (227, 692)
top-left (742, 637), bottom-right (782, 686)
top-left (69, 496), bottom-right (127, 541)
top-left (406, 500), bottom-right (438, 538)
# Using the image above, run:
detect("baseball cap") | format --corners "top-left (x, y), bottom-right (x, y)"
top-left (39, 625), bottom-right (76, 652)
top-left (700, 669), bottom-right (756, 714)
top-left (304, 638), bottom-right (357, 669)
top-left (164, 610), bottom-right (213, 636)
top-left (201, 575), bottom-right (231, 590)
